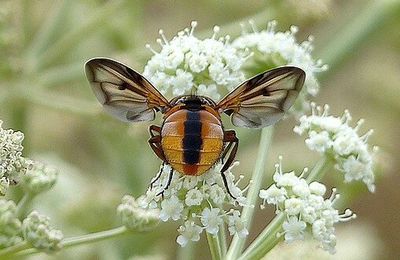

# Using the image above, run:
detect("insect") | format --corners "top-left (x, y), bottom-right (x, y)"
top-left (85, 58), bottom-right (305, 198)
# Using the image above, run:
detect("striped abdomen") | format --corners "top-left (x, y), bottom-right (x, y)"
top-left (161, 108), bottom-right (224, 176)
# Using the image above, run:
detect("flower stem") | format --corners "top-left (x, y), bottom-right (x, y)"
top-left (206, 233), bottom-right (222, 260)
top-left (306, 155), bottom-right (334, 183)
top-left (36, 1), bottom-right (124, 70)
top-left (317, 0), bottom-right (400, 80)
top-left (226, 127), bottom-right (274, 259)
top-left (0, 241), bottom-right (30, 258)
top-left (14, 226), bottom-right (129, 257)
top-left (17, 193), bottom-right (34, 219)
top-left (239, 155), bottom-right (333, 260)
top-left (177, 241), bottom-right (194, 260)
top-left (218, 223), bottom-right (227, 257)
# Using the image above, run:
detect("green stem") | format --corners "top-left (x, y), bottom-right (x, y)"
top-left (238, 213), bottom-right (284, 260)
top-left (15, 226), bottom-right (129, 257)
top-left (218, 223), bottom-right (227, 257)
top-left (176, 241), bottom-right (194, 260)
top-left (36, 1), bottom-right (124, 70)
top-left (16, 193), bottom-right (34, 219)
top-left (305, 155), bottom-right (334, 183)
top-left (316, 0), bottom-right (400, 80)
top-left (206, 233), bottom-right (222, 260)
top-left (20, 0), bottom-right (33, 47)
top-left (226, 127), bottom-right (274, 259)
top-left (0, 241), bottom-right (30, 258)
top-left (37, 62), bottom-right (86, 87)
top-left (239, 156), bottom-right (333, 260)
top-left (27, 1), bottom-right (72, 58)
top-left (61, 226), bottom-right (128, 249)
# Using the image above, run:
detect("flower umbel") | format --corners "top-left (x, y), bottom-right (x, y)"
top-left (21, 162), bottom-right (58, 195)
top-left (0, 120), bottom-right (33, 195)
top-left (0, 199), bottom-right (22, 249)
top-left (259, 158), bottom-right (356, 254)
top-left (232, 20), bottom-right (328, 114)
top-left (117, 195), bottom-right (160, 231)
top-left (22, 211), bottom-right (64, 253)
top-left (135, 162), bottom-right (249, 247)
top-left (143, 21), bottom-right (249, 100)
top-left (294, 103), bottom-right (377, 192)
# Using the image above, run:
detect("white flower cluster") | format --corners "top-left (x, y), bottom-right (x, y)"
top-left (294, 104), bottom-right (377, 192)
top-left (259, 158), bottom-right (356, 254)
top-left (143, 21), bottom-right (248, 101)
top-left (0, 199), bottom-right (22, 248)
top-left (135, 162), bottom-right (249, 247)
top-left (21, 162), bottom-right (58, 195)
top-left (232, 21), bottom-right (328, 114)
top-left (22, 211), bottom-right (64, 253)
top-left (117, 195), bottom-right (160, 231)
top-left (0, 120), bottom-right (33, 195)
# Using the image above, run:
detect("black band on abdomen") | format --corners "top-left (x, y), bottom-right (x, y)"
top-left (183, 111), bottom-right (202, 164)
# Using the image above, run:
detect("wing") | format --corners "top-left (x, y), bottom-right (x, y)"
top-left (216, 66), bottom-right (305, 128)
top-left (85, 58), bottom-right (171, 122)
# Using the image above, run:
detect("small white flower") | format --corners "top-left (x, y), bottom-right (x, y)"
top-left (284, 198), bottom-right (304, 216)
top-left (292, 178), bottom-right (310, 198)
top-left (208, 184), bottom-right (226, 205)
top-left (170, 69), bottom-right (193, 96)
top-left (227, 210), bottom-right (248, 238)
top-left (160, 196), bottom-right (183, 222)
top-left (259, 184), bottom-right (287, 205)
top-left (177, 221), bottom-right (203, 247)
top-left (342, 156), bottom-right (366, 181)
top-left (185, 188), bottom-right (203, 206)
top-left (197, 84), bottom-right (221, 101)
top-left (200, 208), bottom-right (223, 235)
top-left (282, 216), bottom-right (307, 242)
top-left (309, 182), bottom-right (326, 196)
top-left (305, 130), bottom-right (332, 153)
top-left (274, 171), bottom-right (299, 187)
top-left (182, 175), bottom-right (199, 190)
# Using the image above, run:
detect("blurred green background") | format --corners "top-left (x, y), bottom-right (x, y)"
top-left (0, 0), bottom-right (399, 259)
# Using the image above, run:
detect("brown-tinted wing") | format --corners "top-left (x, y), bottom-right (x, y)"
top-left (216, 66), bottom-right (305, 128)
top-left (85, 58), bottom-right (171, 122)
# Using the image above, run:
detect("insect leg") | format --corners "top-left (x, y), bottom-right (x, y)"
top-left (148, 129), bottom-right (166, 162)
top-left (157, 167), bottom-right (174, 197)
top-left (149, 125), bottom-right (161, 138)
top-left (220, 130), bottom-right (239, 199)
top-left (150, 162), bottom-right (165, 189)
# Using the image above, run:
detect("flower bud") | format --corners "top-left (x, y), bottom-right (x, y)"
top-left (21, 162), bottom-right (57, 195)
top-left (22, 211), bottom-right (63, 252)
top-left (0, 199), bottom-right (22, 248)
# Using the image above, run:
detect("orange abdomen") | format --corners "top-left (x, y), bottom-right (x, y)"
top-left (161, 108), bottom-right (224, 176)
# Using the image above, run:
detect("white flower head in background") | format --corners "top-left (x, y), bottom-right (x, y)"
top-left (120, 162), bottom-right (250, 247)
top-left (294, 103), bottom-right (377, 192)
top-left (22, 211), bottom-right (64, 253)
top-left (21, 162), bottom-right (58, 195)
top-left (0, 199), bottom-right (23, 249)
top-left (259, 157), bottom-right (356, 254)
top-left (232, 20), bottom-right (328, 114)
top-left (143, 21), bottom-right (249, 101)
top-left (0, 120), bottom-right (33, 195)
